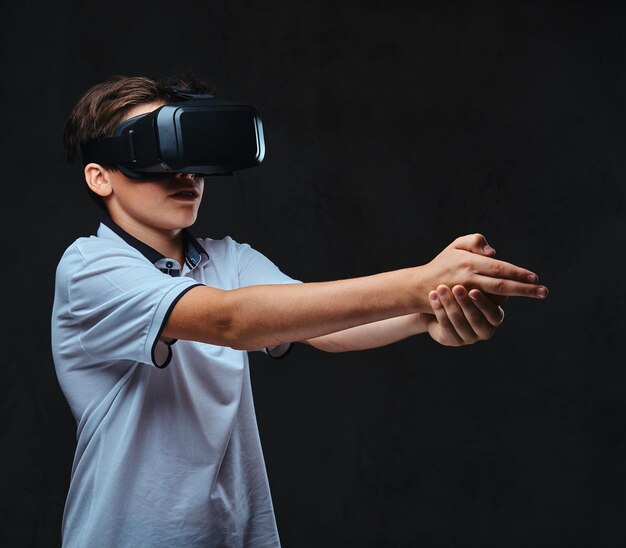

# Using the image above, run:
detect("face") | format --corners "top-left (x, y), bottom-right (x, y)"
top-left (89, 101), bottom-right (205, 233)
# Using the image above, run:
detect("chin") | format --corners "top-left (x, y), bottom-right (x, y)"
top-left (171, 212), bottom-right (199, 230)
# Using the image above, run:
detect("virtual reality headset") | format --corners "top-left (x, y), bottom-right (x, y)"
top-left (80, 92), bottom-right (265, 179)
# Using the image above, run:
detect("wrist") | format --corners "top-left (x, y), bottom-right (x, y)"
top-left (411, 265), bottom-right (435, 314)
top-left (411, 312), bottom-right (431, 335)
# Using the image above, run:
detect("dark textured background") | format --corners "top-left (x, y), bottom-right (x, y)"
top-left (1, 1), bottom-right (625, 546)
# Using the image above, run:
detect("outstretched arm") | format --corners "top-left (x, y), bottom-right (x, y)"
top-left (303, 285), bottom-right (505, 352)
top-left (163, 234), bottom-right (546, 350)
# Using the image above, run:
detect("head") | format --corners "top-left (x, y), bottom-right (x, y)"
top-left (63, 75), bottom-right (215, 230)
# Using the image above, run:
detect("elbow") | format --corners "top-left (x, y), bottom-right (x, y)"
top-left (213, 324), bottom-right (256, 351)
top-left (212, 295), bottom-right (267, 351)
top-left (213, 316), bottom-right (254, 350)
top-left (228, 337), bottom-right (258, 352)
top-left (214, 317), bottom-right (245, 349)
top-left (166, 286), bottom-right (266, 350)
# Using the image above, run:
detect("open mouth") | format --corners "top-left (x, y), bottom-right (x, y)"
top-left (171, 189), bottom-right (199, 199)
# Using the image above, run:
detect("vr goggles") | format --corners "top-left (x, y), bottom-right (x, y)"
top-left (80, 90), bottom-right (265, 178)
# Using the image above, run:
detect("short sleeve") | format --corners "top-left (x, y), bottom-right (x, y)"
top-left (234, 241), bottom-right (301, 287)
top-left (63, 242), bottom-right (201, 368)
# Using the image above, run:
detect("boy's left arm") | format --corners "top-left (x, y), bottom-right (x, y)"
top-left (302, 285), bottom-right (506, 352)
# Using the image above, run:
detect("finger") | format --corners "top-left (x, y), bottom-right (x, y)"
top-left (451, 234), bottom-right (544, 292)
top-left (451, 233), bottom-right (497, 256)
top-left (467, 289), bottom-right (505, 327)
top-left (428, 291), bottom-right (463, 345)
top-left (436, 285), bottom-right (480, 343)
top-left (467, 253), bottom-right (542, 285)
top-left (471, 273), bottom-right (549, 299)
top-left (449, 286), bottom-right (497, 340)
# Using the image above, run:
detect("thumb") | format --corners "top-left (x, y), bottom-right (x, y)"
top-left (453, 233), bottom-right (496, 256)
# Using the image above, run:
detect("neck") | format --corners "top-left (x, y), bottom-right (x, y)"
top-left (109, 214), bottom-right (185, 266)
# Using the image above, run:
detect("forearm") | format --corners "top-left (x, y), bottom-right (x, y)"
top-left (164, 233), bottom-right (547, 350)
top-left (165, 267), bottom-right (433, 349)
top-left (303, 313), bottom-right (430, 352)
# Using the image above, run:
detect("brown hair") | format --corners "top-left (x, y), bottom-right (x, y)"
top-left (63, 74), bottom-right (214, 209)
top-left (63, 74), bottom-right (214, 164)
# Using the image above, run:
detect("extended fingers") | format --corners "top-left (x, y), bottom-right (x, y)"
top-left (471, 254), bottom-right (537, 284)
top-left (450, 234), bottom-right (548, 299)
top-left (468, 255), bottom-right (548, 299)
top-left (472, 272), bottom-right (548, 299)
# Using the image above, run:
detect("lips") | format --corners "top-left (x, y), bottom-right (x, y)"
top-left (170, 188), bottom-right (199, 199)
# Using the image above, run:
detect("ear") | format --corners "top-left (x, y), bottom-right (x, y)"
top-left (84, 163), bottom-right (113, 197)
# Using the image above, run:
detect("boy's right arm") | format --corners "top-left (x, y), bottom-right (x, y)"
top-left (162, 233), bottom-right (548, 351)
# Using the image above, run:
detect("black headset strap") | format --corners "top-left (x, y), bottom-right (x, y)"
top-left (81, 133), bottom-right (135, 165)
top-left (81, 90), bottom-right (212, 165)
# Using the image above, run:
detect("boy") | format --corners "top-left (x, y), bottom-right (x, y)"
top-left (52, 75), bottom-right (548, 547)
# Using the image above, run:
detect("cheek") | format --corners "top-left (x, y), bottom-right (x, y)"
top-left (140, 185), bottom-right (168, 201)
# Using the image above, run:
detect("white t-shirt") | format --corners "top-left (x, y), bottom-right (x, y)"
top-left (52, 219), bottom-right (299, 547)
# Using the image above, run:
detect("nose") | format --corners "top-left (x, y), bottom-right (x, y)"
top-left (175, 172), bottom-right (197, 179)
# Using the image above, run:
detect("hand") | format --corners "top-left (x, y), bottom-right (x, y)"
top-left (420, 233), bottom-right (548, 300)
top-left (425, 285), bottom-right (505, 347)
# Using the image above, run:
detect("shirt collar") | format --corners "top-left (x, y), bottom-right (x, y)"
top-left (101, 216), bottom-right (209, 273)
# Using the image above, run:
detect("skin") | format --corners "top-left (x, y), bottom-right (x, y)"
top-left (84, 102), bottom-right (202, 268)
top-left (84, 102), bottom-right (548, 352)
